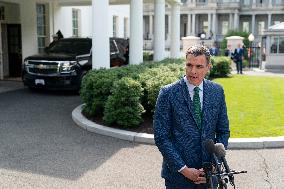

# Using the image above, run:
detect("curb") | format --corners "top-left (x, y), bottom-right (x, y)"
top-left (72, 105), bottom-right (284, 149)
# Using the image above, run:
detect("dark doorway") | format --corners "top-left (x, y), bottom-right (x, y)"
top-left (7, 24), bottom-right (22, 77)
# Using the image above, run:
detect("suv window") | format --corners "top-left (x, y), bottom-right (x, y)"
top-left (48, 40), bottom-right (92, 55)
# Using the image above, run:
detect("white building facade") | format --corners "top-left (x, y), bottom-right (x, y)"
top-left (143, 0), bottom-right (284, 49)
top-left (0, 0), bottom-right (181, 80)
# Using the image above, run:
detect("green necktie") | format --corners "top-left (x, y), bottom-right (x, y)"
top-left (193, 87), bottom-right (202, 129)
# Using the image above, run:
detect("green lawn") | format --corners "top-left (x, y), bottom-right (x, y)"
top-left (214, 75), bottom-right (284, 138)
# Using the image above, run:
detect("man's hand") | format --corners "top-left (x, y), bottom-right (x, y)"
top-left (180, 167), bottom-right (206, 184)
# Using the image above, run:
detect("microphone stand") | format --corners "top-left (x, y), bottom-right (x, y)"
top-left (212, 154), bottom-right (227, 189)
top-left (203, 162), bottom-right (215, 189)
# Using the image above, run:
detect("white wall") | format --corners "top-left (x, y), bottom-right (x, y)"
top-left (0, 2), bottom-right (20, 23)
top-left (53, 6), bottom-right (73, 38)
top-left (20, 0), bottom-right (37, 59)
top-left (53, 5), bottom-right (129, 38)
top-left (108, 5), bottom-right (129, 38)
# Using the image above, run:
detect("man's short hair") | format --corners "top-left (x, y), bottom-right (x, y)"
top-left (186, 45), bottom-right (211, 64)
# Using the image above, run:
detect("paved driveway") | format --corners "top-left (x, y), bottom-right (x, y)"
top-left (0, 81), bottom-right (283, 189)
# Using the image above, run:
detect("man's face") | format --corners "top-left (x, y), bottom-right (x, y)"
top-left (185, 54), bottom-right (211, 86)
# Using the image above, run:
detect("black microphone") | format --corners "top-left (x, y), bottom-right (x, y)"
top-left (204, 139), bottom-right (228, 189)
top-left (204, 139), bottom-right (220, 166)
top-left (214, 143), bottom-right (235, 186)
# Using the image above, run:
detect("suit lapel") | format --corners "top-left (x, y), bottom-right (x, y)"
top-left (180, 78), bottom-right (200, 128)
top-left (202, 80), bottom-right (210, 125)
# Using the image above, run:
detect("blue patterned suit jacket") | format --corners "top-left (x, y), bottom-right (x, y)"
top-left (154, 78), bottom-right (230, 188)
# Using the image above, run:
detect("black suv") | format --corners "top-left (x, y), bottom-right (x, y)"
top-left (22, 37), bottom-right (129, 90)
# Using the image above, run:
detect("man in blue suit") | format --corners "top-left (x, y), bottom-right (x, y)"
top-left (233, 43), bottom-right (244, 74)
top-left (154, 45), bottom-right (230, 189)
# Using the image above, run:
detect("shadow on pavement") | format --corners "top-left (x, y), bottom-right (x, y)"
top-left (0, 87), bottom-right (138, 180)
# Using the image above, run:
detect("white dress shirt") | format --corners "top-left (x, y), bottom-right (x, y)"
top-left (183, 76), bottom-right (204, 110)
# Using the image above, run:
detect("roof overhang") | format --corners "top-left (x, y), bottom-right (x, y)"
top-left (263, 22), bottom-right (284, 36)
top-left (0, 0), bottom-right (181, 6)
top-left (56, 0), bottom-right (181, 6)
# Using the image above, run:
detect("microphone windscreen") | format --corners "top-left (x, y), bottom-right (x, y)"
top-left (214, 143), bottom-right (226, 158)
top-left (204, 139), bottom-right (215, 154)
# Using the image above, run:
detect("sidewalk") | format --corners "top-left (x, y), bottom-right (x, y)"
top-left (72, 105), bottom-right (284, 149)
top-left (232, 68), bottom-right (284, 77)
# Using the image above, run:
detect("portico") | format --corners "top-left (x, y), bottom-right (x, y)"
top-left (0, 0), bottom-right (182, 80)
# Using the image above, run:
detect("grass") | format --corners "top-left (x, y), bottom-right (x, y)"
top-left (214, 75), bottom-right (284, 138)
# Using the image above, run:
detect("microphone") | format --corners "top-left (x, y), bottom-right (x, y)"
top-left (204, 139), bottom-right (220, 167)
top-left (204, 139), bottom-right (247, 189)
top-left (214, 143), bottom-right (235, 186)
top-left (204, 139), bottom-right (223, 179)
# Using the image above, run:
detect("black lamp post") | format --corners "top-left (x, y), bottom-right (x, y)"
top-left (248, 33), bottom-right (255, 69)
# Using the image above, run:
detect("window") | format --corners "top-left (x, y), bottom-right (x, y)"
top-left (0, 6), bottom-right (4, 20)
top-left (242, 0), bottom-right (250, 5)
top-left (270, 36), bottom-right (284, 54)
top-left (270, 36), bottom-right (278, 54)
top-left (203, 21), bottom-right (208, 34)
top-left (279, 37), bottom-right (284, 53)
top-left (165, 15), bottom-right (169, 39)
top-left (113, 16), bottom-right (118, 37)
top-left (72, 9), bottom-right (80, 37)
top-left (222, 21), bottom-right (229, 35)
top-left (257, 21), bottom-right (265, 35)
top-left (242, 22), bottom-right (249, 32)
top-left (36, 4), bottom-right (47, 53)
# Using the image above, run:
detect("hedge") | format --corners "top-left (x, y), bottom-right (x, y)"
top-left (80, 57), bottom-right (231, 128)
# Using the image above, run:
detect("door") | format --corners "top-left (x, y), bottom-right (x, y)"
top-left (7, 24), bottom-right (22, 77)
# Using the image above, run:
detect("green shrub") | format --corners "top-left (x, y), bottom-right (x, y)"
top-left (103, 77), bottom-right (145, 128)
top-left (139, 64), bottom-right (183, 112)
top-left (210, 56), bottom-right (231, 77)
top-left (80, 68), bottom-right (126, 116)
top-left (243, 59), bottom-right (249, 68)
top-left (143, 51), bottom-right (153, 61)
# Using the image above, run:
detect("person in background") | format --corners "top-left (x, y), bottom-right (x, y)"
top-left (154, 45), bottom-right (230, 189)
top-left (209, 43), bottom-right (219, 56)
top-left (224, 44), bottom-right (233, 57)
top-left (48, 30), bottom-right (64, 48)
top-left (233, 43), bottom-right (244, 74)
top-left (56, 30), bottom-right (64, 40)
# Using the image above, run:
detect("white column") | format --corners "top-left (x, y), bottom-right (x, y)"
top-left (130, 0), bottom-right (143, 65)
top-left (234, 11), bottom-right (238, 30)
top-left (252, 0), bottom-right (256, 8)
top-left (192, 14), bottom-right (196, 36)
top-left (187, 14), bottom-right (191, 36)
top-left (149, 15), bottom-right (153, 39)
top-left (170, 2), bottom-right (181, 58)
top-left (229, 13), bottom-right (233, 30)
top-left (208, 13), bottom-right (211, 37)
top-left (269, 0), bottom-right (272, 7)
top-left (154, 0), bottom-right (165, 61)
top-left (20, 0), bottom-right (37, 62)
top-left (92, 0), bottom-right (109, 69)
top-left (212, 13), bottom-right (216, 38)
top-left (168, 15), bottom-right (171, 37)
top-left (251, 14), bottom-right (255, 34)
top-left (268, 14), bottom-right (271, 28)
